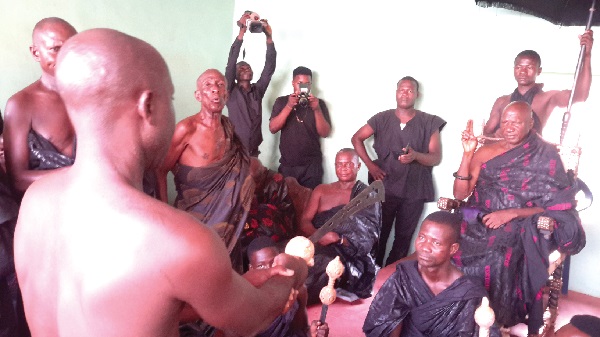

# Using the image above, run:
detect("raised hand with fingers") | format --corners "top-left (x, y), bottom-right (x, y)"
top-left (461, 119), bottom-right (479, 154)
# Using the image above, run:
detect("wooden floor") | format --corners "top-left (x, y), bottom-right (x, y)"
top-left (306, 262), bottom-right (600, 336)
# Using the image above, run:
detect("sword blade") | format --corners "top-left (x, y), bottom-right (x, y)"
top-left (309, 180), bottom-right (384, 243)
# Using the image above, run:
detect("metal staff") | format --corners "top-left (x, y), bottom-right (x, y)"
top-left (561, 0), bottom-right (596, 145)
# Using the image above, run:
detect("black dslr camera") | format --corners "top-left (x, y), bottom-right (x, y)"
top-left (298, 83), bottom-right (310, 107)
top-left (244, 11), bottom-right (263, 33)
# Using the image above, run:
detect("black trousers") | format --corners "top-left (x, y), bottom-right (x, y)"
top-left (278, 158), bottom-right (323, 190)
top-left (375, 196), bottom-right (425, 267)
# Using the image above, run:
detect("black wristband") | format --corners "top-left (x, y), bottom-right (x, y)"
top-left (453, 171), bottom-right (472, 181)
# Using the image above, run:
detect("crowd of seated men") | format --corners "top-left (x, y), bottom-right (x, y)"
top-left (0, 12), bottom-right (597, 337)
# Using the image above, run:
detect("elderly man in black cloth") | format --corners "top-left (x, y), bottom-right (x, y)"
top-left (157, 68), bottom-right (253, 273)
top-left (363, 211), bottom-right (495, 337)
top-left (269, 66), bottom-right (331, 189)
top-left (300, 148), bottom-right (381, 305)
top-left (454, 101), bottom-right (586, 335)
top-left (225, 13), bottom-right (276, 157)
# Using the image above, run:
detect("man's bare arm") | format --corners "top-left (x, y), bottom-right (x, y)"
top-left (310, 97), bottom-right (331, 138)
top-left (483, 96), bottom-right (509, 137)
top-left (351, 124), bottom-right (386, 180)
top-left (3, 96), bottom-right (54, 195)
top-left (547, 31), bottom-right (593, 111)
top-left (269, 96), bottom-right (298, 133)
top-left (299, 187), bottom-right (322, 236)
top-left (155, 122), bottom-right (189, 202)
top-left (175, 224), bottom-right (307, 337)
top-left (454, 120), bottom-right (481, 200)
top-left (570, 30), bottom-right (593, 104)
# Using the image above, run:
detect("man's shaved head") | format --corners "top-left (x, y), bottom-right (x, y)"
top-left (55, 28), bottom-right (175, 168)
top-left (33, 17), bottom-right (76, 36)
top-left (32, 17), bottom-right (77, 41)
top-left (56, 28), bottom-right (172, 119)
top-left (196, 68), bottom-right (227, 88)
top-left (502, 100), bottom-right (533, 119)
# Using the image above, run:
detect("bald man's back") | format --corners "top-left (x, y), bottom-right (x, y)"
top-left (14, 28), bottom-right (306, 337)
top-left (15, 172), bottom-right (225, 337)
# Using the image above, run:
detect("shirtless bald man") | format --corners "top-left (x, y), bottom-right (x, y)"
top-left (300, 148), bottom-right (381, 304)
top-left (4, 17), bottom-right (77, 196)
top-left (14, 28), bottom-right (306, 337)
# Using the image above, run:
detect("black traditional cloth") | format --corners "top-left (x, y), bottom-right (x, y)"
top-left (363, 260), bottom-right (490, 337)
top-left (241, 169), bottom-right (295, 250)
top-left (0, 169), bottom-right (29, 337)
top-left (454, 131), bottom-right (586, 333)
top-left (305, 180), bottom-right (381, 304)
top-left (367, 109), bottom-right (445, 201)
top-left (225, 39), bottom-right (276, 157)
top-left (255, 300), bottom-right (305, 337)
top-left (27, 129), bottom-right (75, 170)
top-left (173, 116), bottom-right (254, 271)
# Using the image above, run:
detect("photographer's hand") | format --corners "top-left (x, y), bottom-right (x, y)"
top-left (261, 19), bottom-right (273, 42)
top-left (287, 94), bottom-right (299, 108)
top-left (308, 94), bottom-right (320, 110)
top-left (237, 14), bottom-right (249, 34)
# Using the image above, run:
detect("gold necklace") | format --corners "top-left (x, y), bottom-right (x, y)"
top-left (295, 108), bottom-right (307, 123)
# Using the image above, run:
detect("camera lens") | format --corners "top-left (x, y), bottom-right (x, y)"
top-left (249, 21), bottom-right (263, 33)
top-left (298, 94), bottom-right (309, 107)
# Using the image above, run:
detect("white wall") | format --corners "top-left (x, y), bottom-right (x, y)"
top-left (234, 0), bottom-right (600, 296)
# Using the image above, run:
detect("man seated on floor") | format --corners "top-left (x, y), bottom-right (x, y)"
top-left (300, 148), bottom-right (381, 305)
top-left (363, 211), bottom-right (496, 337)
top-left (3, 17), bottom-right (77, 197)
top-left (239, 236), bottom-right (328, 337)
top-left (14, 28), bottom-right (308, 337)
top-left (157, 68), bottom-right (253, 272)
top-left (454, 101), bottom-right (586, 335)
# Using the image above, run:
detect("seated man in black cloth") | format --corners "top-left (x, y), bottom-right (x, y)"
top-left (242, 236), bottom-right (332, 337)
top-left (300, 148), bottom-right (381, 305)
top-left (225, 12), bottom-right (276, 157)
top-left (363, 211), bottom-right (494, 337)
top-left (483, 30), bottom-right (593, 138)
top-left (454, 101), bottom-right (586, 335)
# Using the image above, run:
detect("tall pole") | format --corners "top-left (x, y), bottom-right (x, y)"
top-left (561, 0), bottom-right (596, 145)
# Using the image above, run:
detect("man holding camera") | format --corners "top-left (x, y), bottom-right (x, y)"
top-left (225, 12), bottom-right (276, 157)
top-left (269, 66), bottom-right (331, 189)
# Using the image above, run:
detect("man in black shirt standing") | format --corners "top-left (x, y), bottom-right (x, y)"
top-left (269, 66), bottom-right (331, 189)
top-left (225, 13), bottom-right (276, 157)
